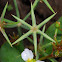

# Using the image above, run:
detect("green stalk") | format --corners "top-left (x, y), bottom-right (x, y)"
top-left (33, 0), bottom-right (40, 10)
top-left (23, 12), bottom-right (30, 21)
top-left (13, 0), bottom-right (20, 18)
top-left (23, 0), bottom-right (40, 21)
top-left (27, 37), bottom-right (33, 44)
top-left (54, 28), bottom-right (58, 37)
top-left (13, 0), bottom-right (22, 36)
top-left (37, 30), bottom-right (55, 43)
top-left (54, 28), bottom-right (58, 44)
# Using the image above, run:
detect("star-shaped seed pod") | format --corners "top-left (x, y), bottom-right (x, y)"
top-left (12, 3), bottom-right (56, 59)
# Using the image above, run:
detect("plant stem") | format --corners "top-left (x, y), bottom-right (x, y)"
top-left (27, 37), bottom-right (33, 44)
top-left (13, 0), bottom-right (22, 36)
top-left (13, 0), bottom-right (20, 18)
top-left (54, 28), bottom-right (58, 45)
top-left (39, 50), bottom-right (57, 62)
top-left (23, 0), bottom-right (40, 21)
top-left (41, 40), bottom-right (61, 49)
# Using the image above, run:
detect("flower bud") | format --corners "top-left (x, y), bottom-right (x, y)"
top-left (55, 21), bottom-right (60, 28)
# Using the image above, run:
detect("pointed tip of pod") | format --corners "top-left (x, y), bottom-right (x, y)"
top-left (6, 1), bottom-right (8, 5)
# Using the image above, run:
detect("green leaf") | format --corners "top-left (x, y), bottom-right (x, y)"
top-left (50, 58), bottom-right (58, 62)
top-left (43, 17), bottom-right (62, 55)
top-left (44, 17), bottom-right (62, 44)
top-left (2, 18), bottom-right (14, 23)
top-left (12, 15), bottom-right (32, 29)
top-left (12, 30), bottom-right (32, 45)
top-left (39, 25), bottom-right (46, 46)
top-left (31, 3), bottom-right (36, 26)
top-left (40, 50), bottom-right (58, 62)
top-left (14, 41), bottom-right (24, 53)
top-left (4, 22), bottom-right (19, 28)
top-left (45, 45), bottom-right (53, 54)
top-left (7, 4), bottom-right (13, 11)
top-left (37, 13), bottom-right (56, 29)
top-left (37, 30), bottom-right (55, 43)
top-left (0, 42), bottom-right (24, 62)
top-left (43, 0), bottom-right (55, 13)
top-left (1, 29), bottom-right (12, 47)
top-left (1, 2), bottom-right (8, 20)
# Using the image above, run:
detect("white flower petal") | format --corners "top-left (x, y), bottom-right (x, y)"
top-left (36, 60), bottom-right (45, 62)
top-left (21, 48), bottom-right (34, 61)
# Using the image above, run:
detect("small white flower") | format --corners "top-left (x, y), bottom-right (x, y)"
top-left (36, 60), bottom-right (45, 62)
top-left (21, 48), bottom-right (45, 62)
top-left (21, 48), bottom-right (34, 61)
